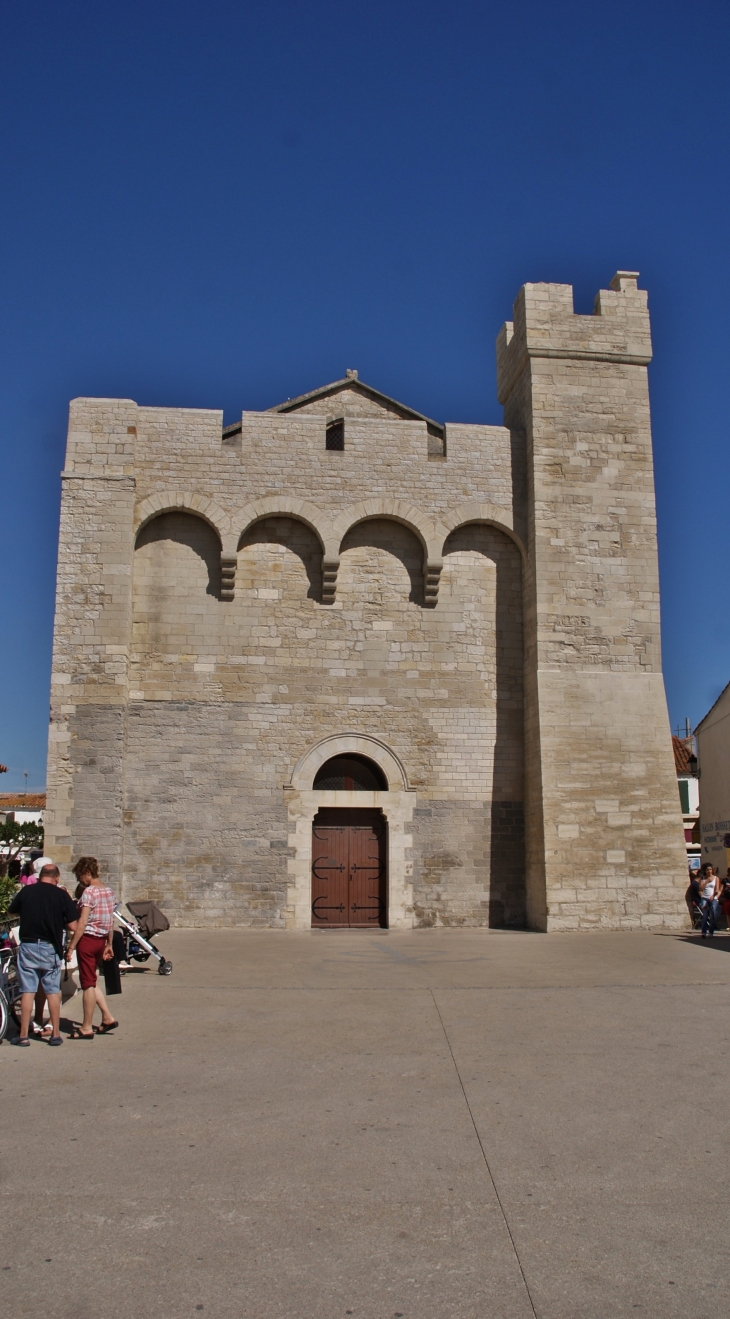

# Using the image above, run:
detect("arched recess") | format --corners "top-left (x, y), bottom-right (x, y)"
top-left (339, 517), bottom-right (426, 606)
top-left (133, 509), bottom-right (223, 598)
top-left (134, 492), bottom-right (230, 547)
top-left (234, 497), bottom-right (330, 556)
top-left (329, 500), bottom-right (449, 607)
top-left (441, 520), bottom-right (525, 929)
top-left (237, 514), bottom-right (323, 602)
top-left (134, 493), bottom-right (236, 600)
top-left (438, 504), bottom-right (526, 562)
top-left (231, 497), bottom-right (333, 604)
top-left (331, 498), bottom-right (442, 558)
top-left (131, 511), bottom-right (225, 690)
top-left (288, 734), bottom-right (410, 791)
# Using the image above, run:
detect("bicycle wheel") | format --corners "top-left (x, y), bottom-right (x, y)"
top-left (0, 988), bottom-right (9, 1043)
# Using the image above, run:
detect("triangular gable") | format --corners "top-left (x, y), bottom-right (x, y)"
top-left (267, 371), bottom-right (444, 439)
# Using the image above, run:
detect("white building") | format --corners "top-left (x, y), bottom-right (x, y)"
top-left (694, 687), bottom-right (730, 874)
top-left (0, 793), bottom-right (46, 827)
top-left (672, 737), bottom-right (700, 868)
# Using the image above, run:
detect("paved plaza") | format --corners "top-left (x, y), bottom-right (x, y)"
top-left (3, 927), bottom-right (729, 1318)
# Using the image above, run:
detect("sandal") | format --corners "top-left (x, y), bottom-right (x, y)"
top-left (70, 1027), bottom-right (94, 1040)
top-left (95, 1021), bottom-right (119, 1034)
top-left (10, 1036), bottom-right (30, 1047)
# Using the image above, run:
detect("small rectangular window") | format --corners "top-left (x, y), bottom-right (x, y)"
top-left (326, 420), bottom-right (344, 450)
top-left (678, 779), bottom-right (690, 813)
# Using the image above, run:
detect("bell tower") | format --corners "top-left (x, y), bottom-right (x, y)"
top-left (497, 273), bottom-right (687, 929)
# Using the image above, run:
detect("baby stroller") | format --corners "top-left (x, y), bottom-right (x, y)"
top-left (115, 902), bottom-right (173, 975)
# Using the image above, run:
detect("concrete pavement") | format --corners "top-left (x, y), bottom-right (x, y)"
top-left (2, 928), bottom-right (729, 1318)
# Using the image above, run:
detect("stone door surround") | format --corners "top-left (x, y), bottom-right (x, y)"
top-left (284, 734), bottom-right (416, 930)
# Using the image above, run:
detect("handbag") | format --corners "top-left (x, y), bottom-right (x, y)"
top-left (102, 954), bottom-right (122, 996)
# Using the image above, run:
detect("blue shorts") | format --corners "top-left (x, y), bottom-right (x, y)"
top-left (17, 941), bottom-right (63, 995)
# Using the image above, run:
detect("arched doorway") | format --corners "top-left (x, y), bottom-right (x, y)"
top-left (312, 754), bottom-right (387, 791)
top-left (311, 755), bottom-right (388, 928)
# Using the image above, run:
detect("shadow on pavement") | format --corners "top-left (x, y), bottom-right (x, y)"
top-left (676, 934), bottom-right (730, 953)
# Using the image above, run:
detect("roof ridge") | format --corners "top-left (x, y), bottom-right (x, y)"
top-left (265, 375), bottom-right (444, 436)
top-left (0, 792), bottom-right (46, 806)
top-left (695, 678), bottom-right (730, 734)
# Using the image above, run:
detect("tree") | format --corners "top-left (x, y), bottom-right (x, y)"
top-left (0, 819), bottom-right (44, 878)
top-left (0, 872), bottom-right (18, 917)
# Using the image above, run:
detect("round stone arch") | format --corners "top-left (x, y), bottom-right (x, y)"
top-left (438, 503), bottom-right (526, 562)
top-left (232, 496), bottom-right (331, 557)
top-left (330, 498), bottom-right (444, 563)
top-left (330, 500), bottom-right (448, 607)
top-left (283, 734), bottom-right (416, 930)
top-left (287, 733), bottom-right (410, 791)
top-left (133, 492), bottom-right (229, 548)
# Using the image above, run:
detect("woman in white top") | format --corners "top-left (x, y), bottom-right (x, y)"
top-left (698, 864), bottom-right (719, 938)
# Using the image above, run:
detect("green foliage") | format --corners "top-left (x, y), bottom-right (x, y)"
top-left (0, 819), bottom-right (44, 878)
top-left (0, 871), bottom-right (18, 917)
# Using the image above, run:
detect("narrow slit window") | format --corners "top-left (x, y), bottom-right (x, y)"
top-left (326, 420), bottom-right (344, 450)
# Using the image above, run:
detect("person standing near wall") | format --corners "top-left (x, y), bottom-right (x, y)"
top-left (698, 863), bottom-right (720, 938)
top-left (72, 858), bottom-right (123, 1025)
top-left (719, 870), bottom-right (730, 928)
top-left (64, 857), bottom-right (118, 1039)
top-left (7, 861), bottom-right (78, 1045)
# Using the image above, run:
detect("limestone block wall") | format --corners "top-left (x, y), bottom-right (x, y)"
top-left (46, 380), bottom-right (526, 927)
top-left (120, 512), bottom-right (524, 927)
top-left (44, 271), bottom-right (687, 930)
top-left (497, 273), bottom-right (687, 929)
top-left (46, 398), bottom-right (138, 877)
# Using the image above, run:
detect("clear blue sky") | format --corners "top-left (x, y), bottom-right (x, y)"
top-left (1, 0), bottom-right (727, 789)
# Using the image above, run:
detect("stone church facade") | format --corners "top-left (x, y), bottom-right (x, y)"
top-left (44, 272), bottom-right (688, 930)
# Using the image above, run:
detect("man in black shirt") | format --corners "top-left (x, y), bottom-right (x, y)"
top-left (8, 862), bottom-right (78, 1046)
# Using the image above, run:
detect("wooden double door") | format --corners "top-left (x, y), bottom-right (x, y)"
top-left (311, 809), bottom-right (387, 928)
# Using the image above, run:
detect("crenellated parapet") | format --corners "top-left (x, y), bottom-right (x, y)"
top-left (496, 271), bottom-right (652, 408)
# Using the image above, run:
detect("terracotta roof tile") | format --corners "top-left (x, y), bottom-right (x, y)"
top-left (0, 794), bottom-right (46, 810)
top-left (672, 737), bottom-right (694, 775)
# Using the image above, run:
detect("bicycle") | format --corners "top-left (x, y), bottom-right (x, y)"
top-left (0, 942), bottom-right (22, 1042)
